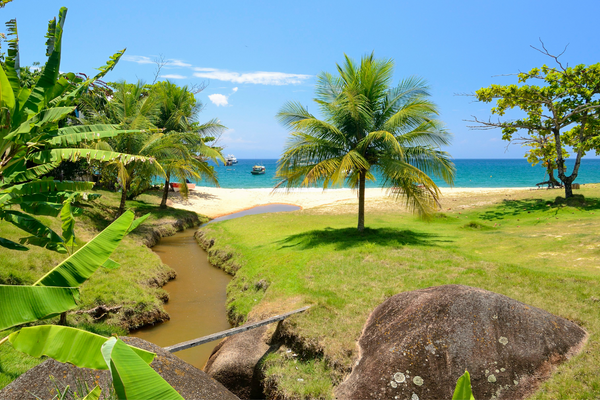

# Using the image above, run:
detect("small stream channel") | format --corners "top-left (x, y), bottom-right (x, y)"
top-left (131, 204), bottom-right (300, 369)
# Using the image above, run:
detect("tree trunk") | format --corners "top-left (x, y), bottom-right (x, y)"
top-left (564, 182), bottom-right (573, 198)
top-left (117, 180), bottom-right (130, 216)
top-left (546, 163), bottom-right (560, 187)
top-left (357, 171), bottom-right (366, 232)
top-left (59, 312), bottom-right (67, 326)
top-left (160, 176), bottom-right (170, 209)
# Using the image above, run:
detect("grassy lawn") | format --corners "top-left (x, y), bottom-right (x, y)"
top-left (200, 186), bottom-right (600, 399)
top-left (0, 189), bottom-right (202, 389)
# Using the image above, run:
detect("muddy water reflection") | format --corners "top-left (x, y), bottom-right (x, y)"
top-left (132, 204), bottom-right (300, 369)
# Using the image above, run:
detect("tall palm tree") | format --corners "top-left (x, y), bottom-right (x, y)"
top-left (153, 81), bottom-right (226, 208)
top-left (277, 54), bottom-right (455, 231)
top-left (81, 80), bottom-right (164, 215)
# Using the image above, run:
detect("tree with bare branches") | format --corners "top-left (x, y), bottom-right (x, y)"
top-left (472, 43), bottom-right (600, 198)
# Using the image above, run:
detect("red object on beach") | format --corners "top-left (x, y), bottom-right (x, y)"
top-left (171, 182), bottom-right (196, 191)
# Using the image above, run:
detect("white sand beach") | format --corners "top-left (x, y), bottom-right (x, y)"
top-left (166, 186), bottom-right (534, 218)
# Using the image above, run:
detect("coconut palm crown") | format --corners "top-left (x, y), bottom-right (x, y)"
top-left (276, 53), bottom-right (455, 231)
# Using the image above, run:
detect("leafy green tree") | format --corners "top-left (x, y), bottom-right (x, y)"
top-left (277, 53), bottom-right (454, 231)
top-left (80, 80), bottom-right (165, 214)
top-left (153, 81), bottom-right (225, 208)
top-left (473, 47), bottom-right (600, 198)
top-left (518, 130), bottom-right (568, 187)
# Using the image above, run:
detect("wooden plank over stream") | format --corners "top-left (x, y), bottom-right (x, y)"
top-left (164, 306), bottom-right (311, 353)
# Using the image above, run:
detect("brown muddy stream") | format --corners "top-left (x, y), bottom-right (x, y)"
top-left (131, 204), bottom-right (300, 369)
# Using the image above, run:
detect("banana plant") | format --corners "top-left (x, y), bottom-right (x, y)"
top-left (6, 326), bottom-right (183, 399)
top-left (0, 209), bottom-right (184, 399)
top-left (0, 210), bottom-right (147, 331)
top-left (0, 8), bottom-right (158, 251)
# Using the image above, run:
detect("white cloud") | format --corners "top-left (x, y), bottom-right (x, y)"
top-left (208, 87), bottom-right (239, 107)
top-left (123, 55), bottom-right (191, 68)
top-left (208, 94), bottom-right (229, 107)
top-left (122, 55), bottom-right (154, 64)
top-left (193, 68), bottom-right (311, 85)
top-left (167, 59), bottom-right (191, 68)
top-left (161, 74), bottom-right (187, 79)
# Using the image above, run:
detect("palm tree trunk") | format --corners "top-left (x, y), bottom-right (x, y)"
top-left (160, 175), bottom-right (170, 209)
top-left (357, 171), bottom-right (366, 232)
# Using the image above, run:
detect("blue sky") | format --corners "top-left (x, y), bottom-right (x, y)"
top-left (4, 0), bottom-right (600, 159)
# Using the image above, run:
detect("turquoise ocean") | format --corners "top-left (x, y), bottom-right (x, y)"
top-left (186, 159), bottom-right (600, 189)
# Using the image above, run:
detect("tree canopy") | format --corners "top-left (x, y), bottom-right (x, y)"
top-left (277, 53), bottom-right (454, 231)
top-left (473, 49), bottom-right (600, 197)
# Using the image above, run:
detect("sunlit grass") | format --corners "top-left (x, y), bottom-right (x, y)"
top-left (200, 185), bottom-right (600, 399)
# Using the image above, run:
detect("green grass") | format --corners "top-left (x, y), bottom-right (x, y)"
top-left (0, 189), bottom-right (202, 389)
top-left (200, 186), bottom-right (600, 399)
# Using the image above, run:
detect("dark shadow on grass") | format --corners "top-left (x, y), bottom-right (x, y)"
top-left (479, 196), bottom-right (600, 221)
top-left (278, 227), bottom-right (451, 251)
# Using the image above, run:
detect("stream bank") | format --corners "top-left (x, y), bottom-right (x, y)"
top-left (132, 204), bottom-right (300, 369)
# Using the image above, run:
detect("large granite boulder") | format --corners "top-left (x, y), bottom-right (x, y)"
top-left (204, 325), bottom-right (276, 399)
top-left (0, 336), bottom-right (239, 400)
top-left (335, 285), bottom-right (587, 400)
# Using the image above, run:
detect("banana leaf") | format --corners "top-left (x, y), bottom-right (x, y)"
top-left (101, 258), bottom-right (120, 269)
top-left (452, 370), bottom-right (475, 400)
top-left (29, 149), bottom-right (155, 166)
top-left (18, 235), bottom-right (66, 253)
top-left (60, 195), bottom-right (76, 246)
top-left (5, 179), bottom-right (94, 196)
top-left (17, 200), bottom-right (63, 217)
top-left (3, 18), bottom-right (21, 96)
top-left (45, 129), bottom-right (129, 146)
top-left (0, 237), bottom-right (28, 251)
top-left (1, 209), bottom-right (66, 252)
top-left (83, 386), bottom-right (101, 400)
top-left (102, 338), bottom-right (183, 400)
top-left (34, 211), bottom-right (136, 287)
top-left (126, 213), bottom-right (149, 234)
top-left (0, 285), bottom-right (79, 330)
top-left (53, 50), bottom-right (124, 108)
top-left (2, 161), bottom-right (59, 185)
top-left (8, 326), bottom-right (154, 369)
top-left (20, 7), bottom-right (67, 117)
top-left (6, 107), bottom-right (75, 142)
top-left (0, 64), bottom-right (15, 110)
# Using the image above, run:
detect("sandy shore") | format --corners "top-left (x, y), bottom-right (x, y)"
top-left (166, 186), bottom-right (534, 218)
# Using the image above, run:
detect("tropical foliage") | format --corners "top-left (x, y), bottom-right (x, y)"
top-left (0, 8), bottom-right (185, 398)
top-left (0, 9), bottom-right (153, 249)
top-left (473, 49), bottom-right (600, 198)
top-left (79, 80), bottom-right (225, 214)
top-left (277, 53), bottom-right (454, 231)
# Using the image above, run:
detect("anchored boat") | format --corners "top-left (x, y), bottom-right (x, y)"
top-left (225, 154), bottom-right (238, 166)
top-left (251, 165), bottom-right (266, 175)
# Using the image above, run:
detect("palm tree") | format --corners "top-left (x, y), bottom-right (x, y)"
top-left (276, 53), bottom-right (455, 231)
top-left (153, 81), bottom-right (226, 208)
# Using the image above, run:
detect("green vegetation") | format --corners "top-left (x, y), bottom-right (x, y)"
top-left (473, 48), bottom-right (600, 198)
top-left (200, 186), bottom-right (600, 399)
top-left (0, 7), bottom-right (211, 396)
top-left (0, 189), bottom-right (200, 389)
top-left (80, 80), bottom-right (225, 214)
top-left (277, 53), bottom-right (454, 231)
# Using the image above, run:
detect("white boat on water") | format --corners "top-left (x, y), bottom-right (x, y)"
top-left (225, 154), bottom-right (238, 166)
